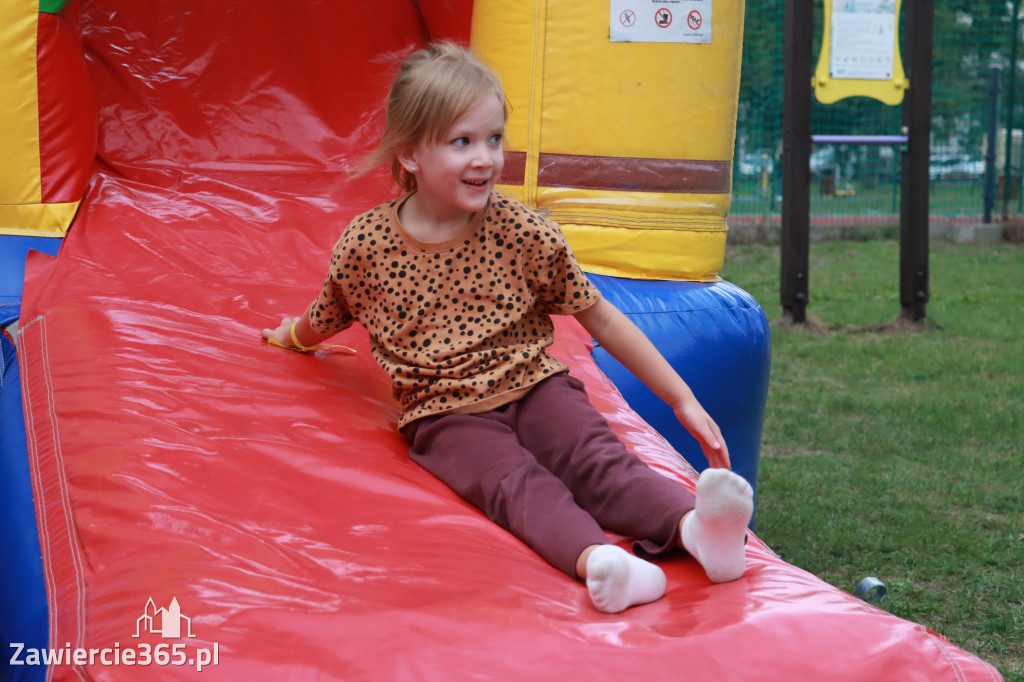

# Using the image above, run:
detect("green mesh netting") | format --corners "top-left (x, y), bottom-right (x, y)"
top-left (733, 0), bottom-right (1023, 227)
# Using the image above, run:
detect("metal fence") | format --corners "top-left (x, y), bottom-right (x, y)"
top-left (731, 0), bottom-right (1023, 235)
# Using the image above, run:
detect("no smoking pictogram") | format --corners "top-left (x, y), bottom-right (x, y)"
top-left (620, 9), bottom-right (636, 27)
top-left (687, 10), bottom-right (702, 30)
top-left (655, 8), bottom-right (672, 28)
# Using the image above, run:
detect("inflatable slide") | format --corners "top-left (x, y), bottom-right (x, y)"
top-left (1, 0), bottom-right (1000, 679)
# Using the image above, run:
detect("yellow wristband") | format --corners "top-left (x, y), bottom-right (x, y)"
top-left (289, 322), bottom-right (318, 352)
top-left (265, 321), bottom-right (356, 355)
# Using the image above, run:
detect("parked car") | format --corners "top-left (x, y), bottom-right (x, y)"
top-left (929, 155), bottom-right (984, 181)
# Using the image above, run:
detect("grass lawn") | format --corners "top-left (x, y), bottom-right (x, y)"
top-left (720, 239), bottom-right (1023, 681)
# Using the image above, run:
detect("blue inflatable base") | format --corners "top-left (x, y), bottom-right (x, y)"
top-left (0, 236), bottom-right (62, 318)
top-left (588, 275), bottom-right (772, 527)
top-left (2, 235), bottom-right (62, 682)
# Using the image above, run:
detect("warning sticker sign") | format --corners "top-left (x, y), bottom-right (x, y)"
top-left (610, 0), bottom-right (712, 44)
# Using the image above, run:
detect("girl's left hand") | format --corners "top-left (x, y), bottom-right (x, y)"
top-left (674, 402), bottom-right (731, 470)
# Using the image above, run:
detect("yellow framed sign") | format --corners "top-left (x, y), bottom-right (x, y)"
top-left (814, 0), bottom-right (907, 105)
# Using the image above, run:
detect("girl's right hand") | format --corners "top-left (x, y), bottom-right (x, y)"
top-left (262, 316), bottom-right (300, 348)
top-left (673, 401), bottom-right (731, 470)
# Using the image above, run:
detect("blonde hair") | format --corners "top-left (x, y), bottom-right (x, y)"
top-left (360, 43), bottom-right (508, 193)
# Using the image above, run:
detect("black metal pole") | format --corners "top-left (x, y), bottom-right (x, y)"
top-left (983, 64), bottom-right (1001, 224)
top-left (1003, 0), bottom-right (1019, 220)
top-left (899, 0), bottom-right (934, 322)
top-left (781, 0), bottom-right (813, 323)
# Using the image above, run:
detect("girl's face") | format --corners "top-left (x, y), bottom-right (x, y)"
top-left (401, 95), bottom-right (505, 224)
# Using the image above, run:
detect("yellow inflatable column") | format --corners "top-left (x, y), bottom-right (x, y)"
top-left (0, 0), bottom-right (46, 234)
top-left (472, 0), bottom-right (745, 281)
top-left (1, 0), bottom-right (93, 236)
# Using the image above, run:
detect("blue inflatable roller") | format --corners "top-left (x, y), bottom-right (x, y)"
top-left (588, 275), bottom-right (772, 525)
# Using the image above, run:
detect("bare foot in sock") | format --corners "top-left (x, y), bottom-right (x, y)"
top-left (680, 469), bottom-right (753, 583)
top-left (585, 545), bottom-right (666, 613)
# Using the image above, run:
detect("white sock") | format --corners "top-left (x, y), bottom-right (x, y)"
top-left (680, 468), bottom-right (754, 583)
top-left (586, 544), bottom-right (666, 613)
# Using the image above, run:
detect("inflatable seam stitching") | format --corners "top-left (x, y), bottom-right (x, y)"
top-left (919, 624), bottom-right (971, 682)
top-left (524, 0), bottom-right (546, 208)
top-left (20, 314), bottom-right (88, 671)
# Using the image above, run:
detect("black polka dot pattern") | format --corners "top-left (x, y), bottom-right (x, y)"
top-left (309, 192), bottom-right (600, 426)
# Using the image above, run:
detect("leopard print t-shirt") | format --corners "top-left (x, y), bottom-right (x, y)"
top-left (309, 191), bottom-right (600, 427)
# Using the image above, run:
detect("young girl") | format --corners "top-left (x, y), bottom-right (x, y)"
top-left (263, 43), bottom-right (753, 614)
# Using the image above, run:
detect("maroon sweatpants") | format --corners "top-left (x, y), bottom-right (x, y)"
top-left (403, 372), bottom-right (696, 579)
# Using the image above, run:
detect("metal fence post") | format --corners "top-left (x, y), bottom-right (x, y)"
top-left (984, 63), bottom-right (1001, 224)
top-left (1004, 0), bottom-right (1019, 220)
